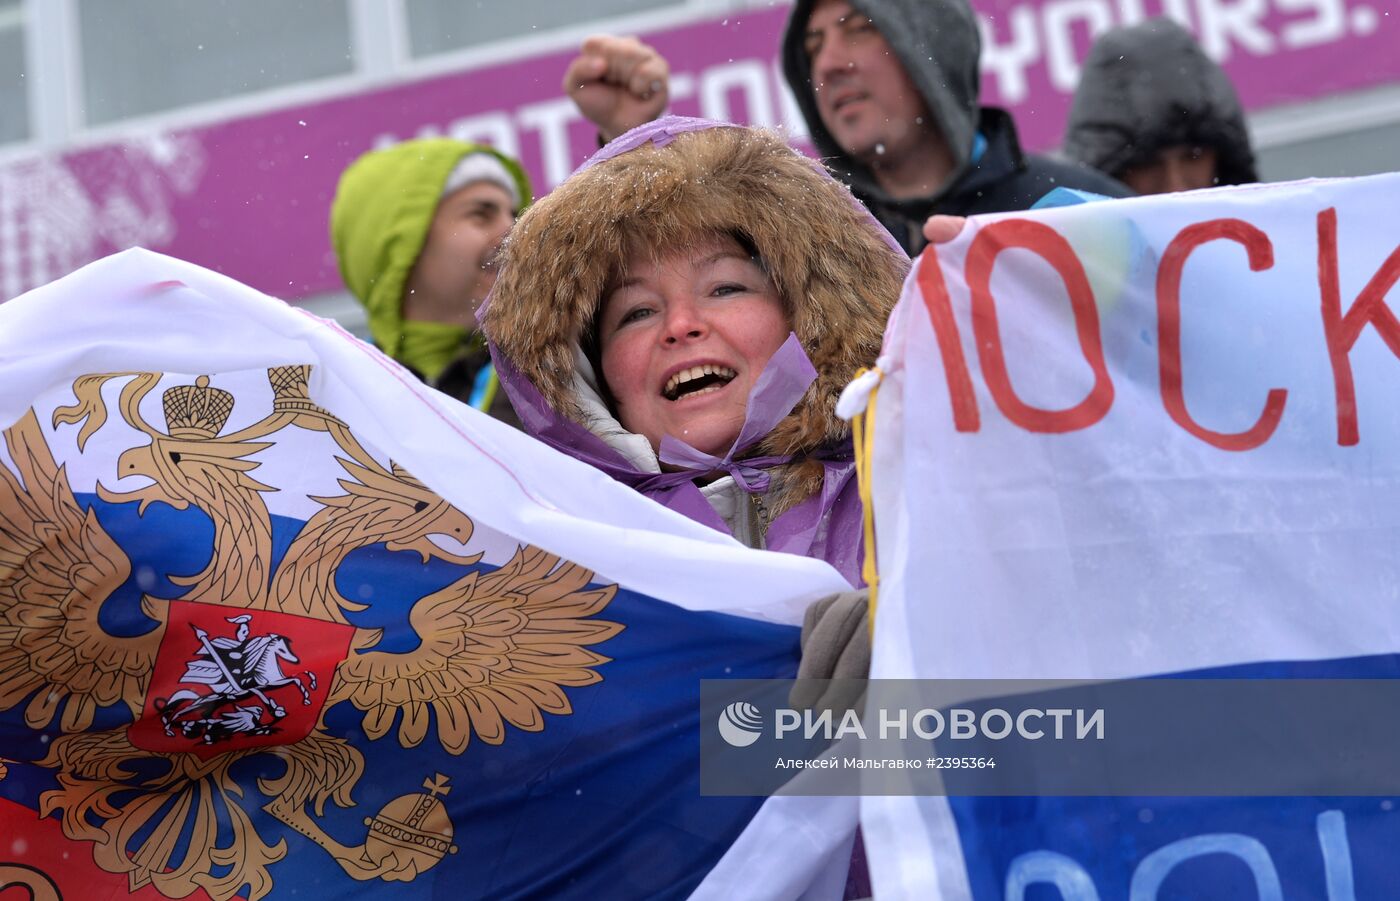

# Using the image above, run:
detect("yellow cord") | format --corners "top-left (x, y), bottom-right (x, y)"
top-left (850, 367), bottom-right (882, 632)
top-left (477, 367), bottom-right (501, 414)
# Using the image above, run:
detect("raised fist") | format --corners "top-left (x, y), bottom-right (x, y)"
top-left (563, 35), bottom-right (671, 144)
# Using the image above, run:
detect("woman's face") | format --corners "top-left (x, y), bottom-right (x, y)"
top-left (598, 235), bottom-right (790, 456)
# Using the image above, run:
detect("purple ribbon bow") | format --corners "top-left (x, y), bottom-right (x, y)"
top-left (649, 333), bottom-right (817, 494)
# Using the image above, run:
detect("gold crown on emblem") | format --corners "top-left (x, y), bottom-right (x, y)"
top-left (268, 364), bottom-right (330, 417)
top-left (163, 375), bottom-right (234, 438)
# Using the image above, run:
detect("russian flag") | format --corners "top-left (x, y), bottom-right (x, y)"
top-left (0, 250), bottom-right (856, 900)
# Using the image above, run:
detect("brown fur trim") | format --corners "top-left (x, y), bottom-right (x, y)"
top-left (485, 126), bottom-right (908, 492)
top-left (766, 457), bottom-right (829, 519)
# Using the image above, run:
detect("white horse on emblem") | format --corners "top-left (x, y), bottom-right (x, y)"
top-left (156, 617), bottom-right (318, 742)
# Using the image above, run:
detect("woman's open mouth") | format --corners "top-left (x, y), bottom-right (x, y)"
top-left (663, 364), bottom-right (737, 401)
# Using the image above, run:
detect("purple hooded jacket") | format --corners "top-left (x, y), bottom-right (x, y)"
top-left (484, 117), bottom-right (908, 587)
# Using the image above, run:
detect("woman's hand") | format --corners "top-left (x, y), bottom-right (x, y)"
top-left (790, 588), bottom-right (870, 713)
top-left (922, 214), bottom-right (967, 245)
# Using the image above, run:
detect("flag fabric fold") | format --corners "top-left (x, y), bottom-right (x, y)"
top-left (0, 248), bottom-right (855, 900)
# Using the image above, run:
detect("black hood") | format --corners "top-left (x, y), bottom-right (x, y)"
top-left (1063, 18), bottom-right (1258, 186)
top-left (781, 0), bottom-right (982, 200)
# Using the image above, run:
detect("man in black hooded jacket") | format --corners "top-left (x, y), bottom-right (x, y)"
top-left (1062, 18), bottom-right (1259, 195)
top-left (565, 0), bottom-right (1130, 255)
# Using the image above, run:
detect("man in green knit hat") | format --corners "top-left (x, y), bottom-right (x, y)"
top-left (330, 139), bottom-right (532, 424)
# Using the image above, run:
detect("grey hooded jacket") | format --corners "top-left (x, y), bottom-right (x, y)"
top-left (1063, 18), bottom-right (1258, 186)
top-left (781, 0), bottom-right (1130, 254)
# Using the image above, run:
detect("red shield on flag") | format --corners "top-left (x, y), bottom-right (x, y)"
top-left (129, 600), bottom-right (353, 758)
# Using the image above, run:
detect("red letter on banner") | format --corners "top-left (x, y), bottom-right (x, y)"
top-left (964, 220), bottom-right (1113, 433)
top-left (1156, 219), bottom-right (1286, 451)
top-left (1317, 207), bottom-right (1400, 446)
top-left (916, 250), bottom-right (981, 432)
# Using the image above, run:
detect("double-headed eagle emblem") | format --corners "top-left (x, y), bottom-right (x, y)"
top-left (0, 367), bottom-right (623, 899)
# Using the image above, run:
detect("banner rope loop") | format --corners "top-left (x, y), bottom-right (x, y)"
top-left (850, 366), bottom-right (882, 633)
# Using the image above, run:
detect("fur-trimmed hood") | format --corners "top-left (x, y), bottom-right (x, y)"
top-left (483, 117), bottom-right (907, 513)
top-left (484, 118), bottom-right (904, 584)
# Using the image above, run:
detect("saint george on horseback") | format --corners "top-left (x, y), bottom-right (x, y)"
top-left (155, 614), bottom-right (318, 744)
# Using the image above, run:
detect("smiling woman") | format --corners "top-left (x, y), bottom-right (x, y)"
top-left (596, 233), bottom-right (791, 457)
top-left (484, 117), bottom-right (908, 585)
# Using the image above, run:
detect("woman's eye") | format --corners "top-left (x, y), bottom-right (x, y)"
top-left (619, 307), bottom-right (654, 325)
top-left (713, 283), bottom-right (746, 297)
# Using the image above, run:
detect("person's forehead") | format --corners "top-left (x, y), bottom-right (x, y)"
top-left (1163, 144), bottom-right (1216, 161)
top-left (622, 233), bottom-right (752, 275)
top-left (808, 0), bottom-right (861, 29)
top-left (441, 180), bottom-right (514, 209)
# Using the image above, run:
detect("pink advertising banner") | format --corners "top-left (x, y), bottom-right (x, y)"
top-left (0, 0), bottom-right (1395, 304)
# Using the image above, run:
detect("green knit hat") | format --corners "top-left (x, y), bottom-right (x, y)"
top-left (329, 138), bottom-right (532, 372)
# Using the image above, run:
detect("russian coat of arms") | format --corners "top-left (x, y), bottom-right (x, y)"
top-left (0, 366), bottom-right (623, 899)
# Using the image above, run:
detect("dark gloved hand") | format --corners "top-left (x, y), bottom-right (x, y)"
top-left (789, 588), bottom-right (870, 713)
